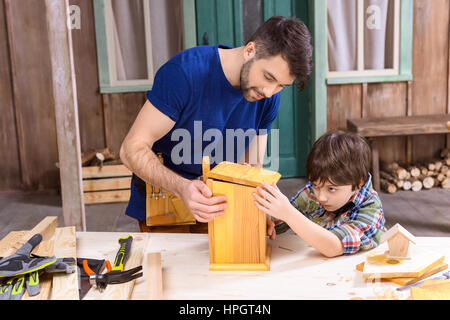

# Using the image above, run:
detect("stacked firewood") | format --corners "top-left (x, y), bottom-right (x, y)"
top-left (379, 148), bottom-right (450, 193)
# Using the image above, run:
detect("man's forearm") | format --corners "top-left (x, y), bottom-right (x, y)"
top-left (120, 140), bottom-right (189, 198)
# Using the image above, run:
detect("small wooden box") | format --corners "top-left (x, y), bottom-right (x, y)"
top-left (204, 159), bottom-right (281, 271)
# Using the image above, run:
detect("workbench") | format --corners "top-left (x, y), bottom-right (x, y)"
top-left (76, 232), bottom-right (450, 300)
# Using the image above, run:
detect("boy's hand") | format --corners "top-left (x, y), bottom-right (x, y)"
top-left (253, 182), bottom-right (292, 222)
top-left (266, 217), bottom-right (276, 240)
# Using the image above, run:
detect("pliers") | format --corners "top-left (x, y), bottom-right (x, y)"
top-left (82, 235), bottom-right (143, 292)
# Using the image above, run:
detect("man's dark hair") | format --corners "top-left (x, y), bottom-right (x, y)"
top-left (247, 16), bottom-right (313, 92)
top-left (306, 130), bottom-right (371, 190)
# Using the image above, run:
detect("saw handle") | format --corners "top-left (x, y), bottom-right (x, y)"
top-left (111, 235), bottom-right (133, 272)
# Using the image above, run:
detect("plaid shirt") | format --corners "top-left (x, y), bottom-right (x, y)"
top-left (289, 173), bottom-right (386, 255)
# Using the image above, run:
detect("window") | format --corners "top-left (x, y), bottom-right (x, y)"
top-left (325, 0), bottom-right (413, 84)
top-left (93, 0), bottom-right (184, 93)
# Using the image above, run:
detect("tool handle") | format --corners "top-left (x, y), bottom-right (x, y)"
top-left (82, 260), bottom-right (95, 276)
top-left (111, 235), bottom-right (133, 272)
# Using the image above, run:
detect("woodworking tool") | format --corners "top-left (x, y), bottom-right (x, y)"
top-left (82, 235), bottom-right (142, 292)
top-left (111, 235), bottom-right (133, 272)
top-left (397, 270), bottom-right (450, 291)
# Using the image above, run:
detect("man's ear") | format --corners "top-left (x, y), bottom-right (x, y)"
top-left (244, 41), bottom-right (256, 61)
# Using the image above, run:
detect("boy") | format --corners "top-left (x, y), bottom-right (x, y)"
top-left (253, 130), bottom-right (386, 257)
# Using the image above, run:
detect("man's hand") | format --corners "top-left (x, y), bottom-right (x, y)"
top-left (181, 180), bottom-right (228, 223)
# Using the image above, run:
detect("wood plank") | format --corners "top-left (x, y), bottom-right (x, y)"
top-left (207, 161), bottom-right (281, 188)
top-left (84, 189), bottom-right (131, 204)
top-left (83, 176), bottom-right (131, 191)
top-left (5, 216), bottom-right (58, 257)
top-left (5, 0), bottom-right (59, 190)
top-left (45, 0), bottom-right (85, 231)
top-left (82, 165), bottom-right (131, 178)
top-left (327, 84), bottom-right (362, 130)
top-left (69, 0), bottom-right (106, 153)
top-left (145, 252), bottom-right (163, 300)
top-left (0, 0), bottom-right (21, 190)
top-left (51, 227), bottom-right (79, 300)
top-left (347, 114), bottom-right (450, 137)
top-left (411, 0), bottom-right (448, 162)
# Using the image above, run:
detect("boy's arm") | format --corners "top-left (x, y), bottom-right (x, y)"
top-left (254, 183), bottom-right (344, 257)
top-left (327, 198), bottom-right (385, 255)
top-left (284, 207), bottom-right (345, 257)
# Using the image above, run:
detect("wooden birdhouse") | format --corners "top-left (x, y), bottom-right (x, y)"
top-left (380, 223), bottom-right (416, 259)
top-left (202, 157), bottom-right (281, 271)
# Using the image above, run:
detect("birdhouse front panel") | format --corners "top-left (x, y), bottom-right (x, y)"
top-left (207, 179), bottom-right (267, 270)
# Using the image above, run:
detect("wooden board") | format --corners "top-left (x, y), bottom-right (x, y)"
top-left (347, 114), bottom-right (450, 137)
top-left (410, 279), bottom-right (450, 300)
top-left (4, 216), bottom-right (58, 257)
top-left (207, 161), bottom-right (281, 188)
top-left (362, 244), bottom-right (445, 279)
top-left (207, 179), bottom-right (270, 271)
top-left (145, 252), bottom-right (163, 300)
top-left (84, 189), bottom-right (130, 204)
top-left (83, 176), bottom-right (131, 191)
top-left (51, 227), bottom-right (79, 300)
top-left (82, 165), bottom-right (131, 178)
top-left (356, 260), bottom-right (448, 286)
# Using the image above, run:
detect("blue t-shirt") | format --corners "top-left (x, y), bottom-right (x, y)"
top-left (126, 45), bottom-right (281, 221)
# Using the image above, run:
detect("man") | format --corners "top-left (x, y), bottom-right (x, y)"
top-left (120, 16), bottom-right (313, 233)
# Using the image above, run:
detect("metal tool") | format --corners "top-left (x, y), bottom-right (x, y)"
top-left (397, 270), bottom-right (450, 291)
top-left (82, 235), bottom-right (142, 292)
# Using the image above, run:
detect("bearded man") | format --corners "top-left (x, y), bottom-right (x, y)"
top-left (120, 16), bottom-right (313, 234)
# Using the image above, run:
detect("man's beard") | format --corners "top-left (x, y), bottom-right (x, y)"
top-left (239, 58), bottom-right (258, 102)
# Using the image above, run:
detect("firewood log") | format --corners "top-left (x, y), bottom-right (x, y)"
top-left (385, 167), bottom-right (408, 180)
top-left (442, 177), bottom-right (450, 189)
top-left (427, 163), bottom-right (436, 171)
top-left (434, 161), bottom-right (443, 171)
top-left (408, 166), bottom-right (421, 178)
top-left (408, 179), bottom-right (423, 192)
top-left (440, 148), bottom-right (450, 159)
top-left (437, 173), bottom-right (446, 182)
top-left (419, 166), bottom-right (428, 176)
top-left (380, 179), bottom-right (397, 194)
top-left (402, 180), bottom-right (412, 191)
top-left (419, 175), bottom-right (434, 189)
top-left (441, 165), bottom-right (448, 174)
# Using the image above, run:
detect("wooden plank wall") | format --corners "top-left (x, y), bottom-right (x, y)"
top-left (327, 0), bottom-right (450, 166)
top-left (0, 0), bottom-right (145, 191)
top-left (1, 0), bottom-right (450, 191)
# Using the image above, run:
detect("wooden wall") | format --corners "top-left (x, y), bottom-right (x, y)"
top-left (0, 0), bottom-right (145, 191)
top-left (1, 0), bottom-right (450, 191)
top-left (327, 0), bottom-right (450, 166)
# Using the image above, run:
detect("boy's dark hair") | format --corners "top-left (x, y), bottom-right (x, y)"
top-left (306, 130), bottom-right (371, 190)
top-left (247, 16), bottom-right (313, 92)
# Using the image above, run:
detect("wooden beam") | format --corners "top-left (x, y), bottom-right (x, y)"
top-left (145, 252), bottom-right (163, 299)
top-left (2, 216), bottom-right (58, 257)
top-left (51, 227), bottom-right (79, 300)
top-left (45, 0), bottom-right (85, 230)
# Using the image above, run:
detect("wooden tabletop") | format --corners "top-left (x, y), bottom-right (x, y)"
top-left (76, 232), bottom-right (450, 300)
top-left (347, 114), bottom-right (450, 137)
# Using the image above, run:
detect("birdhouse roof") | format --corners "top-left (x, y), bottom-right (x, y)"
top-left (206, 161), bottom-right (281, 187)
top-left (380, 223), bottom-right (416, 244)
